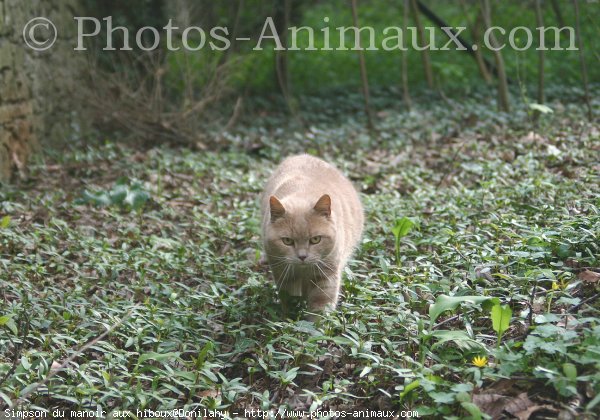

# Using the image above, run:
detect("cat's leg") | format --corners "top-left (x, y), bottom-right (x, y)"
top-left (279, 289), bottom-right (292, 318)
top-left (279, 277), bottom-right (304, 319)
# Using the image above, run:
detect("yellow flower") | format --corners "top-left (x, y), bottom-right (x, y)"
top-left (551, 282), bottom-right (560, 291)
top-left (472, 356), bottom-right (488, 368)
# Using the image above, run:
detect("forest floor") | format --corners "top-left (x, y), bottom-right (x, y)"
top-left (1, 89), bottom-right (599, 418)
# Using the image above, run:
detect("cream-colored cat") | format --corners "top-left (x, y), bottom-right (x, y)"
top-left (261, 154), bottom-right (364, 317)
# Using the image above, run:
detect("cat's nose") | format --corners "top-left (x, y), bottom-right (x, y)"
top-left (299, 255), bottom-right (307, 261)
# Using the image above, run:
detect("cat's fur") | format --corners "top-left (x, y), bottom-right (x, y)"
top-left (261, 154), bottom-right (364, 316)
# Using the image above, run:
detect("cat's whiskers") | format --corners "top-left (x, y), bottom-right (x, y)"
top-left (311, 264), bottom-right (334, 300)
top-left (265, 253), bottom-right (287, 262)
top-left (269, 260), bottom-right (290, 270)
top-left (277, 263), bottom-right (292, 294)
top-left (265, 254), bottom-right (293, 270)
top-left (315, 263), bottom-right (335, 283)
top-left (317, 259), bottom-right (336, 272)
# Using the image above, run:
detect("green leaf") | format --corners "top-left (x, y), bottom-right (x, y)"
top-left (429, 391), bottom-right (455, 404)
top-left (359, 365), bottom-right (372, 378)
top-left (21, 356), bottom-right (31, 370)
top-left (562, 363), bottom-right (577, 380)
top-left (0, 315), bottom-right (11, 326)
top-left (491, 303), bottom-right (512, 337)
top-left (0, 315), bottom-right (17, 335)
top-left (195, 341), bottom-right (214, 369)
top-left (392, 217), bottom-right (415, 262)
top-left (400, 380), bottom-right (420, 399)
top-left (429, 295), bottom-right (499, 323)
top-left (124, 337), bottom-right (135, 348)
top-left (0, 391), bottom-right (12, 407)
top-left (201, 367), bottom-right (219, 382)
top-left (0, 215), bottom-right (10, 228)
top-left (109, 184), bottom-right (129, 205)
top-left (461, 402), bottom-right (483, 420)
top-left (455, 391), bottom-right (471, 402)
top-left (392, 217), bottom-right (414, 240)
top-left (529, 103), bottom-right (553, 114)
top-left (126, 189), bottom-right (150, 211)
top-left (101, 370), bottom-right (111, 383)
top-left (587, 392), bottom-right (600, 411)
top-left (81, 191), bottom-right (111, 207)
top-left (137, 351), bottom-right (180, 365)
top-left (284, 367), bottom-right (299, 382)
top-left (20, 382), bottom-right (40, 397)
top-left (430, 330), bottom-right (486, 351)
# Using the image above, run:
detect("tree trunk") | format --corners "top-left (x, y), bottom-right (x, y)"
top-left (534, 0), bottom-right (545, 120)
top-left (225, 0), bottom-right (244, 59)
top-left (573, 0), bottom-right (593, 121)
top-left (551, 0), bottom-right (566, 28)
top-left (351, 0), bottom-right (374, 129)
top-left (419, 0), bottom-right (509, 84)
top-left (274, 0), bottom-right (294, 114)
top-left (402, 0), bottom-right (412, 110)
top-left (409, 0), bottom-right (434, 89)
top-left (274, 0), bottom-right (290, 97)
top-left (473, 12), bottom-right (493, 84)
top-left (481, 0), bottom-right (510, 112)
top-left (458, 0), bottom-right (492, 84)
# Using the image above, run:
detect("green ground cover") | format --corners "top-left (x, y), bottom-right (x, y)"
top-left (1, 88), bottom-right (599, 418)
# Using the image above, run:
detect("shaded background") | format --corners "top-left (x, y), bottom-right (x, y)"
top-left (0, 0), bottom-right (598, 180)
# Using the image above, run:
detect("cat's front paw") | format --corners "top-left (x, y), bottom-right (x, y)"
top-left (305, 302), bottom-right (336, 322)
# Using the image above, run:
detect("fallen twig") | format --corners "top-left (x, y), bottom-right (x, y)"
top-left (568, 292), bottom-right (600, 314)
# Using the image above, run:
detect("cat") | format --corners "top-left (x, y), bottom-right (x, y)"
top-left (261, 154), bottom-right (364, 318)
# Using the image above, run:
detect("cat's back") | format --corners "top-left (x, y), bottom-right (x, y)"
top-left (271, 154), bottom-right (335, 179)
top-left (263, 154), bottom-right (354, 200)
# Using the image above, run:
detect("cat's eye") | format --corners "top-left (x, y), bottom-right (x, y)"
top-left (309, 236), bottom-right (321, 245)
top-left (281, 237), bottom-right (294, 246)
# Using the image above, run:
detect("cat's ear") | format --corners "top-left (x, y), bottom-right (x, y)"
top-left (313, 194), bottom-right (331, 217)
top-left (269, 196), bottom-right (286, 221)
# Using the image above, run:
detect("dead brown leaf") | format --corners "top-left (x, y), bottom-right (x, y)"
top-left (505, 393), bottom-right (558, 420)
top-left (565, 259), bottom-right (582, 269)
top-left (520, 131), bottom-right (547, 145)
top-left (473, 383), bottom-right (559, 420)
top-left (473, 393), bottom-right (507, 419)
top-left (197, 389), bottom-right (219, 398)
top-left (504, 392), bottom-right (536, 418)
top-left (578, 270), bottom-right (600, 284)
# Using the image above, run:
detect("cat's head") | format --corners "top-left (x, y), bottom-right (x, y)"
top-left (264, 194), bottom-right (336, 264)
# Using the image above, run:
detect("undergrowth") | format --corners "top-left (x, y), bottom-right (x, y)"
top-left (1, 89), bottom-right (599, 418)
